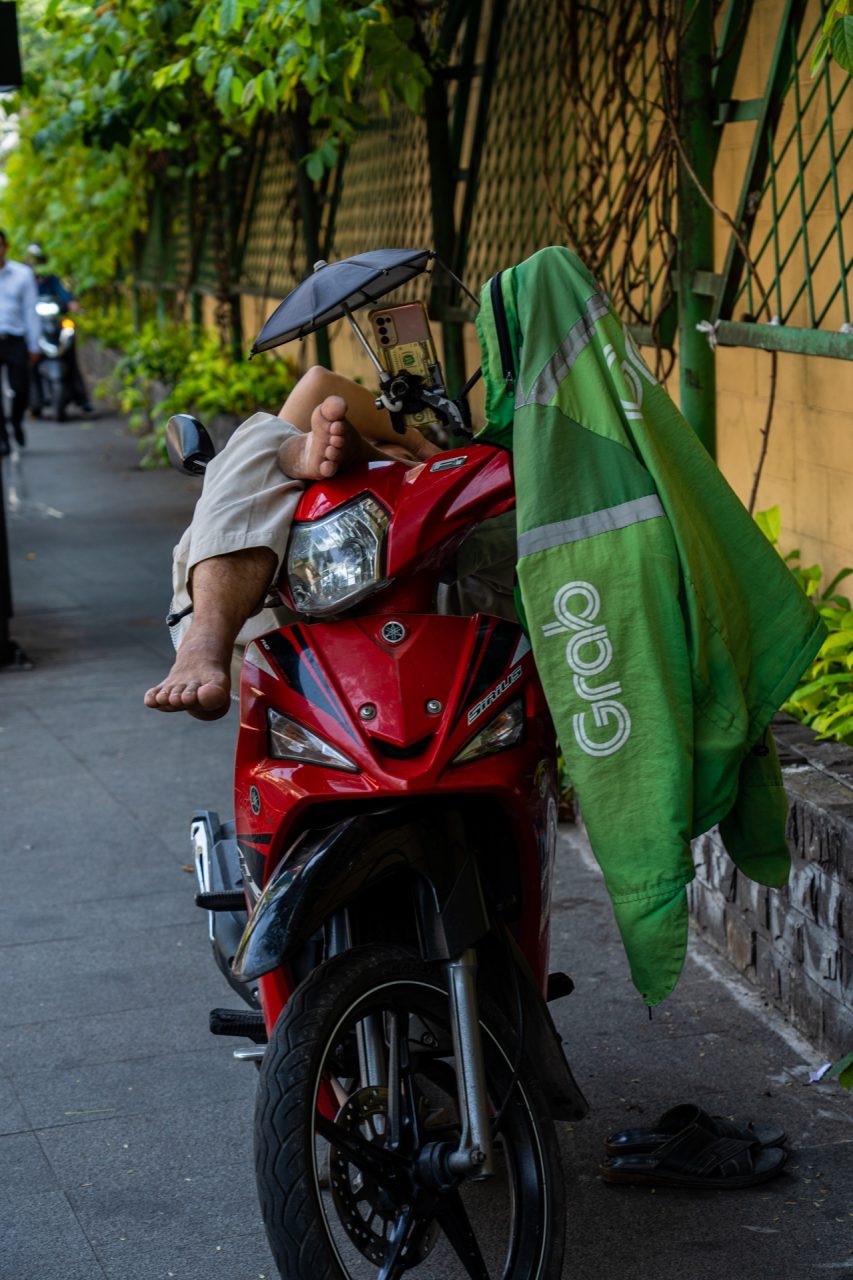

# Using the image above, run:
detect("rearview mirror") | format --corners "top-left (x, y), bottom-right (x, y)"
top-left (165, 414), bottom-right (216, 475)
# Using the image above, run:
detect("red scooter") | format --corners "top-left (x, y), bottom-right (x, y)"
top-left (169, 251), bottom-right (587, 1280)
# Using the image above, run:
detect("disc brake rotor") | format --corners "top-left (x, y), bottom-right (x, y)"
top-left (327, 1086), bottom-right (439, 1269)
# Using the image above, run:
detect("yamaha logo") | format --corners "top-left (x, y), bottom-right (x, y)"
top-left (381, 621), bottom-right (406, 645)
top-left (249, 786), bottom-right (261, 816)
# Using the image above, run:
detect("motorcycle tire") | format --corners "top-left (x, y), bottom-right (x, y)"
top-left (51, 380), bottom-right (67, 422)
top-left (254, 944), bottom-right (565, 1280)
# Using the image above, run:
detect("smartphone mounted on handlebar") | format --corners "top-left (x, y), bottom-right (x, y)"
top-left (367, 302), bottom-right (442, 434)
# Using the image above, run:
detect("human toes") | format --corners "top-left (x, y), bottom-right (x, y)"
top-left (318, 394), bottom-right (347, 426)
top-left (194, 681), bottom-right (231, 714)
top-left (143, 681), bottom-right (183, 712)
top-left (319, 425), bottom-right (347, 477)
top-left (179, 678), bottom-right (229, 709)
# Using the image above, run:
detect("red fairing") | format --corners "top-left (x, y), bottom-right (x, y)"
top-left (279, 445), bottom-right (515, 614)
top-left (233, 443), bottom-right (558, 1036)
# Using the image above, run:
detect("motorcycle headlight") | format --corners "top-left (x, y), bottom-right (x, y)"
top-left (452, 698), bottom-right (526, 765)
top-left (286, 494), bottom-right (389, 616)
top-left (36, 300), bottom-right (60, 316)
top-left (267, 708), bottom-right (358, 772)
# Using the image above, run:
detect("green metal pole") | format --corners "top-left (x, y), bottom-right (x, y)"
top-left (290, 110), bottom-right (332, 370)
top-left (422, 67), bottom-right (466, 394)
top-left (677, 0), bottom-right (716, 457)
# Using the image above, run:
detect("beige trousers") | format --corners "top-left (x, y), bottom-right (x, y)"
top-left (169, 410), bottom-right (517, 660)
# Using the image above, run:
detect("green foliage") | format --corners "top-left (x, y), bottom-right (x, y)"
top-left (829, 1051), bottom-right (853, 1090)
top-left (1, 0), bottom-right (150, 288)
top-left (811, 0), bottom-right (853, 76)
top-left (756, 506), bottom-right (853, 744)
top-left (86, 297), bottom-right (137, 353)
top-left (99, 313), bottom-right (297, 465)
top-left (2, 0), bottom-right (430, 287)
top-left (151, 0), bottom-right (430, 177)
top-left (154, 335), bottom-right (298, 431)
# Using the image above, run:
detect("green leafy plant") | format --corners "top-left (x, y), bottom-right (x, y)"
top-left (755, 506), bottom-right (853, 744)
top-left (84, 297), bottom-right (137, 353)
top-left (828, 1051), bottom-right (853, 1090)
top-left (153, 335), bottom-right (298, 438)
top-left (151, 0), bottom-right (430, 179)
top-left (106, 319), bottom-right (195, 442)
top-left (811, 0), bottom-right (853, 76)
top-left (3, 0), bottom-right (431, 301)
top-left (97, 312), bottom-right (297, 465)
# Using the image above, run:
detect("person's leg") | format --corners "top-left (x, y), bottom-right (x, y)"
top-left (278, 394), bottom-right (392, 480)
top-left (145, 370), bottom-right (438, 717)
top-left (67, 346), bottom-right (93, 411)
top-left (279, 366), bottom-right (438, 459)
top-left (277, 368), bottom-right (439, 480)
top-left (0, 352), bottom-right (9, 454)
top-left (28, 362), bottom-right (43, 416)
top-left (6, 339), bottom-right (30, 446)
top-left (144, 546), bottom-right (277, 718)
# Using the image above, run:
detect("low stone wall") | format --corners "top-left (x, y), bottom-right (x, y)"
top-left (689, 715), bottom-right (853, 1060)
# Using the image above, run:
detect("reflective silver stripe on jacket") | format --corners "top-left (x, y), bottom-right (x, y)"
top-left (517, 291), bottom-right (612, 407)
top-left (517, 494), bottom-right (665, 558)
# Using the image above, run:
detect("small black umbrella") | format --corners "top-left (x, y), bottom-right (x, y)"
top-left (251, 248), bottom-right (434, 355)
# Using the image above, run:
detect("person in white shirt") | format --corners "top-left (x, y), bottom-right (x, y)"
top-left (0, 229), bottom-right (40, 453)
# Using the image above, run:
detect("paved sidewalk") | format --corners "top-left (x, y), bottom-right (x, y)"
top-left (1, 416), bottom-right (851, 1280)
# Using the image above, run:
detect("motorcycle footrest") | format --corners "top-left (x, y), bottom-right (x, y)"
top-left (546, 971), bottom-right (575, 1001)
top-left (195, 889), bottom-right (246, 912)
top-left (209, 1008), bottom-right (267, 1044)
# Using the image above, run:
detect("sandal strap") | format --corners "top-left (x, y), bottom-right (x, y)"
top-left (658, 1126), bottom-right (756, 1179)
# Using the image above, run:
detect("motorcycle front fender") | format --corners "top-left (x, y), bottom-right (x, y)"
top-left (232, 804), bottom-right (490, 983)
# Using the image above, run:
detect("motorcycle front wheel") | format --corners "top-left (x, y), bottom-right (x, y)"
top-left (254, 945), bottom-right (565, 1280)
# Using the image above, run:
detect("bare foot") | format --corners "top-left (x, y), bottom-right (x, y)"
top-left (143, 631), bottom-right (231, 720)
top-left (395, 426), bottom-right (442, 462)
top-left (278, 395), bottom-right (371, 481)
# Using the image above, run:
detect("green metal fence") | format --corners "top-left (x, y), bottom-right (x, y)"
top-left (711, 0), bottom-right (851, 359)
top-left (133, 0), bottom-right (852, 398)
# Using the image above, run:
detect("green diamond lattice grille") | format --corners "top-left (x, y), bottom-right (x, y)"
top-left (131, 0), bottom-right (851, 362)
top-left (721, 0), bottom-right (851, 332)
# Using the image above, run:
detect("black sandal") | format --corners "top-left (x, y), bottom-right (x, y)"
top-left (605, 1103), bottom-right (786, 1156)
top-left (601, 1120), bottom-right (787, 1190)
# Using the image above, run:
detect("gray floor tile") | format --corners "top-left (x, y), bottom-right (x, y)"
top-left (0, 995), bottom-right (224, 1077)
top-left (0, 1071), bottom-right (30, 1137)
top-left (0, 1189), bottom-right (107, 1280)
top-left (16, 1044), bottom-right (249, 1130)
top-left (0, 1131), bottom-right (60, 1197)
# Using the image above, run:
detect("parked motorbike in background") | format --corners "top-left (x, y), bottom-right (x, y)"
top-left (29, 295), bottom-right (77, 421)
top-left (168, 250), bottom-right (587, 1280)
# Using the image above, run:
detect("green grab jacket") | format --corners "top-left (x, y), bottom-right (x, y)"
top-left (474, 246), bottom-right (825, 1006)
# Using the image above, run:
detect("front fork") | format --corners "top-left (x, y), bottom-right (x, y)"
top-left (445, 949), bottom-right (495, 1179)
top-left (335, 912), bottom-right (495, 1181)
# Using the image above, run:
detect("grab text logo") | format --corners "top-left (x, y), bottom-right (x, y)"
top-left (542, 581), bottom-right (631, 757)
